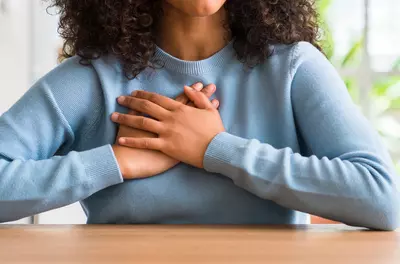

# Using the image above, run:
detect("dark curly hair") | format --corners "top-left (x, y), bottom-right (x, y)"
top-left (47, 0), bottom-right (322, 79)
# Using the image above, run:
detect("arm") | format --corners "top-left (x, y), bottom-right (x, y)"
top-left (0, 64), bottom-right (123, 223)
top-left (203, 43), bottom-right (400, 230)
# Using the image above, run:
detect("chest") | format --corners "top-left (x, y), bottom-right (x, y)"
top-left (71, 68), bottom-right (300, 153)
top-left (124, 70), bottom-right (299, 150)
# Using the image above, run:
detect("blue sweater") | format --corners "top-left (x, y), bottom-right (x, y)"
top-left (0, 41), bottom-right (399, 229)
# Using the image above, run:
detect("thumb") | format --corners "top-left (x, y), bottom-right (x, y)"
top-left (184, 86), bottom-right (213, 110)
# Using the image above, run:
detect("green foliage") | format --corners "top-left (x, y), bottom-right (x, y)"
top-left (391, 98), bottom-right (400, 109)
top-left (392, 58), bottom-right (400, 71)
top-left (317, 0), bottom-right (333, 14)
top-left (340, 37), bottom-right (363, 68)
top-left (317, 0), bottom-right (335, 59)
top-left (318, 0), bottom-right (400, 174)
top-left (344, 77), bottom-right (359, 104)
top-left (372, 77), bottom-right (400, 97)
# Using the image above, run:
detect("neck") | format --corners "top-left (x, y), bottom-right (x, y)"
top-left (157, 3), bottom-right (230, 61)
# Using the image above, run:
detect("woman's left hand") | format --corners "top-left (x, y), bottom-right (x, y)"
top-left (112, 86), bottom-right (225, 168)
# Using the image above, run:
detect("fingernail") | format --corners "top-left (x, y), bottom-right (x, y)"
top-left (193, 82), bottom-right (203, 91)
top-left (210, 85), bottom-right (216, 92)
top-left (131, 91), bottom-right (138, 96)
top-left (119, 138), bottom-right (126, 144)
top-left (111, 113), bottom-right (119, 121)
top-left (118, 96), bottom-right (125, 103)
top-left (212, 100), bottom-right (219, 108)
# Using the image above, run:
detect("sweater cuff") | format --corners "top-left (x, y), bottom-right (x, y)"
top-left (203, 132), bottom-right (248, 177)
top-left (79, 145), bottom-right (124, 191)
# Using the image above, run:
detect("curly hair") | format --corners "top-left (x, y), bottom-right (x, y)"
top-left (47, 0), bottom-right (322, 79)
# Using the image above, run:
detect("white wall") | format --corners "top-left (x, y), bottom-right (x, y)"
top-left (0, 0), bottom-right (30, 114)
top-left (0, 0), bottom-right (86, 224)
top-left (0, 0), bottom-right (31, 225)
top-left (31, 0), bottom-right (87, 224)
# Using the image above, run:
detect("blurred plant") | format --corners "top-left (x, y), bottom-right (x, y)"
top-left (317, 0), bottom-right (335, 59)
top-left (392, 58), bottom-right (400, 71)
top-left (318, 0), bottom-right (400, 173)
top-left (371, 75), bottom-right (400, 170)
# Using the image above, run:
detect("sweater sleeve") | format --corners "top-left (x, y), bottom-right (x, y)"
top-left (203, 43), bottom-right (400, 231)
top-left (0, 62), bottom-right (123, 223)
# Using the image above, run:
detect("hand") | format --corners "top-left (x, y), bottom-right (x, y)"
top-left (116, 83), bottom-right (218, 142)
top-left (112, 86), bottom-right (225, 168)
top-left (175, 82), bottom-right (220, 108)
top-left (112, 83), bottom-right (219, 179)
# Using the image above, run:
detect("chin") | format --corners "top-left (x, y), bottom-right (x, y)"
top-left (166, 0), bottom-right (227, 17)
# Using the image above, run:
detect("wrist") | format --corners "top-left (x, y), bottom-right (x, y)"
top-left (203, 132), bottom-right (247, 175)
top-left (112, 145), bottom-right (129, 177)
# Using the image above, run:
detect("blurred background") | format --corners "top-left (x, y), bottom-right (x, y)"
top-left (0, 0), bottom-right (399, 224)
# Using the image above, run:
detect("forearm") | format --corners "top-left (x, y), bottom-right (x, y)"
top-left (204, 132), bottom-right (400, 230)
top-left (0, 145), bottom-right (123, 223)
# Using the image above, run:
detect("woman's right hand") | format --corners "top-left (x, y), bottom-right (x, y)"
top-left (112, 83), bottom-right (219, 180)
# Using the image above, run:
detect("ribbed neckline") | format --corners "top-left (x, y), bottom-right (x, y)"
top-left (152, 39), bottom-right (235, 76)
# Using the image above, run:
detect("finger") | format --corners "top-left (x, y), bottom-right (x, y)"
top-left (200, 84), bottom-right (216, 99)
top-left (175, 94), bottom-right (189, 104)
top-left (175, 82), bottom-right (203, 104)
top-left (211, 99), bottom-right (220, 109)
top-left (188, 99), bottom-right (218, 109)
top-left (118, 96), bottom-right (169, 120)
top-left (118, 137), bottom-right (164, 151)
top-left (192, 82), bottom-right (204, 91)
top-left (131, 90), bottom-right (180, 111)
top-left (183, 86), bottom-right (214, 110)
top-left (188, 85), bottom-right (218, 108)
top-left (128, 110), bottom-right (139, 115)
top-left (111, 113), bottom-right (164, 134)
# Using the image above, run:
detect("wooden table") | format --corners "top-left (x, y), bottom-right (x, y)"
top-left (0, 225), bottom-right (399, 264)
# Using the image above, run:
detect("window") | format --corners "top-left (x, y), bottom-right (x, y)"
top-left (325, 0), bottom-right (400, 172)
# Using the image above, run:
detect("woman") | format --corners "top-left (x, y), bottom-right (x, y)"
top-left (0, 0), bottom-right (398, 230)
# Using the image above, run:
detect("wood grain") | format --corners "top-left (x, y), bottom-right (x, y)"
top-left (0, 225), bottom-right (399, 264)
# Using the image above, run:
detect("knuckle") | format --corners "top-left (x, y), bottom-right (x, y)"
top-left (170, 104), bottom-right (189, 114)
top-left (148, 93), bottom-right (156, 101)
top-left (176, 100), bottom-right (185, 108)
top-left (176, 95), bottom-right (187, 104)
top-left (138, 116), bottom-right (147, 128)
top-left (139, 100), bottom-right (151, 110)
top-left (135, 90), bottom-right (145, 97)
top-left (164, 125), bottom-right (174, 134)
top-left (143, 139), bottom-right (150, 148)
top-left (175, 104), bottom-right (186, 113)
top-left (125, 96), bottom-right (134, 106)
top-left (118, 114), bottom-right (126, 122)
top-left (149, 94), bottom-right (161, 105)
